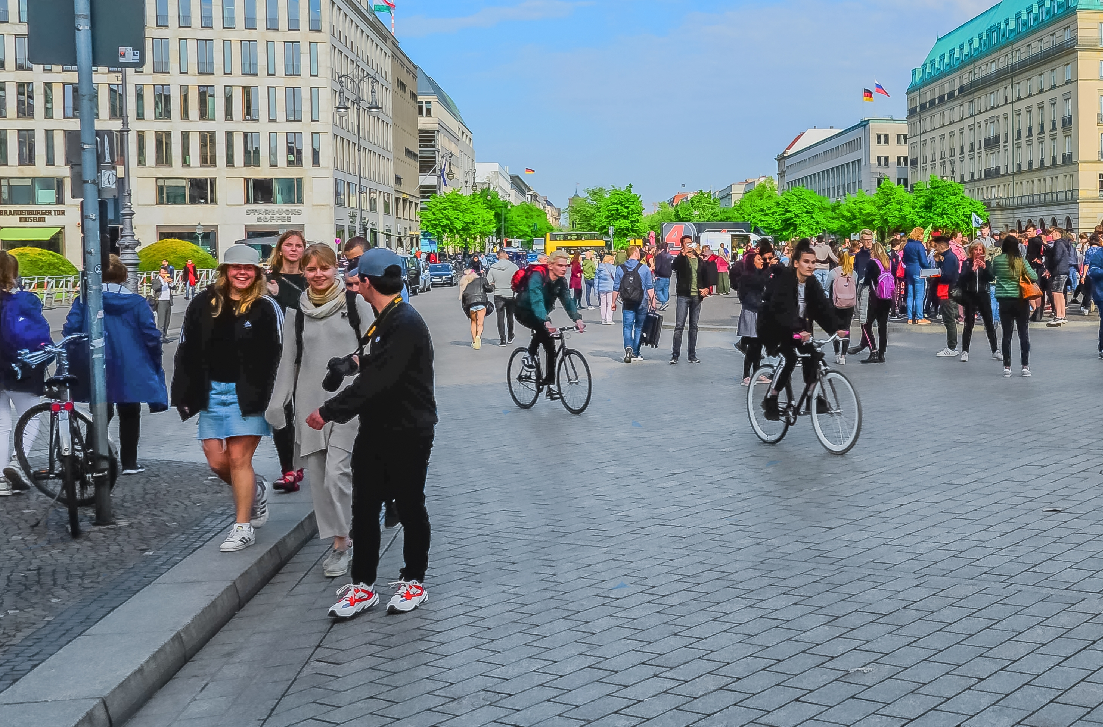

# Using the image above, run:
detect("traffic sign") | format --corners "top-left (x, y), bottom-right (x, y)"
top-left (27, 0), bottom-right (146, 68)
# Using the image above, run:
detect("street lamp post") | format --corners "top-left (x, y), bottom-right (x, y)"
top-left (336, 68), bottom-right (382, 246)
top-left (116, 67), bottom-right (141, 292)
top-left (195, 222), bottom-right (204, 249)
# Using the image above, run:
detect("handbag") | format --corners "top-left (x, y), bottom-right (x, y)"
top-left (1019, 273), bottom-right (1042, 301)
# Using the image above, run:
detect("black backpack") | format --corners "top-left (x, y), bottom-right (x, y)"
top-left (619, 263), bottom-right (644, 308)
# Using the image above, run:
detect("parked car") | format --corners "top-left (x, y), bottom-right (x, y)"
top-left (429, 262), bottom-right (456, 287)
top-left (399, 255), bottom-right (427, 295)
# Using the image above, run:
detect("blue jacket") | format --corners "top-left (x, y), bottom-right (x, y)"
top-left (1086, 246), bottom-right (1103, 305)
top-left (936, 250), bottom-right (959, 287)
top-left (0, 290), bottom-right (51, 394)
top-left (902, 239), bottom-right (930, 278)
top-left (595, 262), bottom-right (616, 295)
top-left (613, 259), bottom-right (655, 306)
top-left (63, 288), bottom-right (168, 410)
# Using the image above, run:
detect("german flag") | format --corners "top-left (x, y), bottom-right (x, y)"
top-left (863, 88), bottom-right (874, 102)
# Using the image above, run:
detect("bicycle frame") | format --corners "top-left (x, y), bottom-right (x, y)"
top-left (767, 335), bottom-right (841, 420)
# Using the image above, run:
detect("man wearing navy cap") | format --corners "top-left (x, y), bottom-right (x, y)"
top-left (306, 247), bottom-right (437, 619)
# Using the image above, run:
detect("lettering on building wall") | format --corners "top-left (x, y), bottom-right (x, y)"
top-left (245, 207), bottom-right (303, 224)
top-left (0, 209), bottom-right (67, 217)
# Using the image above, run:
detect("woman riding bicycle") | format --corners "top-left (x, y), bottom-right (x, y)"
top-left (757, 239), bottom-right (847, 421)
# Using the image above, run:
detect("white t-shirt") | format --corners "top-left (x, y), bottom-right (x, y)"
top-left (158, 279), bottom-right (171, 301)
top-left (797, 282), bottom-right (806, 318)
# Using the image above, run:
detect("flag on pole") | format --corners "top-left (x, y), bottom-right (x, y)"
top-left (373, 0), bottom-right (394, 13)
top-left (862, 88), bottom-right (874, 102)
top-left (524, 168), bottom-right (535, 174)
top-left (971, 213), bottom-right (984, 228)
top-left (874, 82), bottom-right (890, 97)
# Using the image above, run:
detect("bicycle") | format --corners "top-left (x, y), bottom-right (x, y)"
top-left (507, 326), bottom-right (591, 414)
top-left (746, 334), bottom-right (862, 454)
top-left (10, 334), bottom-right (118, 536)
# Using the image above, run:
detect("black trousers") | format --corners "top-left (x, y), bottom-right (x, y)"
top-left (272, 402), bottom-right (295, 473)
top-left (833, 307), bottom-right (854, 355)
top-left (775, 341), bottom-right (819, 394)
top-left (527, 324), bottom-right (556, 385)
top-left (961, 292), bottom-right (997, 354)
top-left (494, 295), bottom-right (516, 343)
top-left (350, 434), bottom-right (433, 586)
top-left (862, 297), bottom-right (890, 354)
top-left (108, 403), bottom-right (142, 470)
top-left (997, 298), bottom-right (1030, 367)
top-left (742, 338), bottom-right (762, 379)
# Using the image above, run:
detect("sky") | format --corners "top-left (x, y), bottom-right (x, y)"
top-left (390, 0), bottom-right (997, 210)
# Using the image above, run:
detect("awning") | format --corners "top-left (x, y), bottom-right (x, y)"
top-left (0, 227), bottom-right (62, 242)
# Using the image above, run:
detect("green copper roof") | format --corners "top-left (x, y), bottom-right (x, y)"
top-left (418, 68), bottom-right (466, 127)
top-left (908, 0), bottom-right (1098, 92)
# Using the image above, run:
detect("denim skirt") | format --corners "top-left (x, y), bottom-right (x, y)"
top-left (197, 381), bottom-right (272, 440)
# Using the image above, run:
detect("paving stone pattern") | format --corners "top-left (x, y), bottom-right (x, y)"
top-left (125, 286), bottom-right (1103, 726)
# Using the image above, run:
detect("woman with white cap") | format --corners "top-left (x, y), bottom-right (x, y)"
top-left (172, 244), bottom-right (284, 552)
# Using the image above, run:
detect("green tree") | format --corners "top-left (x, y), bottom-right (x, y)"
top-left (595, 185), bottom-right (645, 249)
top-left (568, 187), bottom-right (606, 232)
top-left (506, 202), bottom-right (554, 240)
top-left (910, 176), bottom-right (986, 232)
top-left (872, 181), bottom-right (915, 239)
top-left (672, 191), bottom-right (724, 222)
top-left (643, 202), bottom-right (677, 234)
top-left (731, 179), bottom-right (780, 232)
top-left (420, 191), bottom-right (496, 251)
top-left (767, 187), bottom-right (830, 240)
top-left (825, 190), bottom-right (876, 238)
top-left (473, 188), bottom-right (511, 241)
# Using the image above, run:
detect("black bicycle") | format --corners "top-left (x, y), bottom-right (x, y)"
top-left (507, 326), bottom-right (591, 414)
top-left (746, 334), bottom-right (862, 454)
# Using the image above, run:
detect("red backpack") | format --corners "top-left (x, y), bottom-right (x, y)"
top-left (511, 264), bottom-right (548, 294)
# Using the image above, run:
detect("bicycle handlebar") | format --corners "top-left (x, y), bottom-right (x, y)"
top-left (12, 334), bottom-right (86, 369)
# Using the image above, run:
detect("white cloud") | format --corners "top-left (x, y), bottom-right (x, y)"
top-left (402, 0), bottom-right (587, 37)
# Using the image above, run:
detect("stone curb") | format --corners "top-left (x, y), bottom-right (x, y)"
top-left (0, 493), bottom-right (318, 727)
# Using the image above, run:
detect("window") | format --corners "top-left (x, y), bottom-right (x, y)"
top-left (241, 40), bottom-right (258, 74)
top-left (154, 84), bottom-right (171, 119)
top-left (334, 179), bottom-right (344, 206)
top-left (223, 40), bottom-right (232, 74)
top-left (14, 34), bottom-right (26, 70)
top-left (16, 81), bottom-right (32, 118)
top-left (225, 130), bottom-right (234, 166)
top-left (269, 131), bottom-right (278, 165)
top-left (1065, 64), bottom-right (1072, 83)
top-left (418, 100), bottom-right (432, 117)
top-left (199, 131), bottom-right (216, 166)
top-left (309, 43), bottom-right (318, 76)
top-left (896, 134), bottom-right (907, 144)
top-left (246, 177), bottom-right (302, 204)
top-left (63, 83), bottom-right (76, 118)
top-left (134, 84), bottom-right (144, 119)
top-left (155, 130), bottom-right (172, 165)
top-left (243, 132), bottom-right (260, 166)
top-left (179, 0), bottom-right (192, 26)
top-left (181, 131), bottom-right (191, 165)
top-left (17, 129), bottom-right (33, 165)
top-left (223, 0), bottom-right (235, 27)
top-left (199, 85), bottom-right (214, 119)
top-left (0, 131), bottom-right (6, 165)
top-left (896, 155), bottom-right (908, 166)
top-left (108, 83), bottom-right (122, 119)
top-left (285, 87), bottom-right (301, 121)
top-left (197, 40), bottom-right (214, 73)
top-left (156, 0), bottom-right (168, 26)
top-left (876, 155), bottom-right (889, 167)
top-left (875, 133), bottom-right (888, 144)
top-left (0, 2), bottom-right (7, 22)
top-left (153, 38), bottom-right (170, 72)
top-left (180, 85), bottom-right (190, 119)
top-left (310, 87), bottom-right (319, 121)
top-left (266, 0), bottom-right (278, 29)
top-left (0, 178), bottom-right (66, 204)
top-left (200, 0), bottom-right (213, 27)
top-left (287, 0), bottom-right (299, 30)
top-left (44, 129), bottom-right (54, 165)
top-left (243, 86), bottom-right (259, 120)
top-left (266, 41), bottom-right (275, 75)
top-left (311, 132), bottom-right (320, 167)
top-left (224, 86), bottom-right (234, 120)
top-left (267, 86), bottom-right (277, 120)
top-left (137, 131), bottom-right (146, 165)
top-left (244, 0), bottom-right (256, 28)
top-left (0, 34), bottom-right (5, 69)
top-left (284, 42), bottom-right (300, 75)
top-left (286, 132), bottom-right (302, 166)
top-left (308, 0), bottom-right (320, 30)
top-left (156, 177), bottom-right (216, 204)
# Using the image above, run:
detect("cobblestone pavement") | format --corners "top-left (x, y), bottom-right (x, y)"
top-left (122, 286), bottom-right (1103, 727)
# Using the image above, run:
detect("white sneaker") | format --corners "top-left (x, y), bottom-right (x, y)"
top-left (632, 353), bottom-right (644, 361)
top-left (992, 350), bottom-right (1002, 360)
top-left (121, 466), bottom-right (146, 475)
top-left (3, 461), bottom-right (29, 491)
top-left (387, 580), bottom-right (428, 614)
top-left (1021, 366), bottom-right (1032, 377)
top-left (960, 351), bottom-right (969, 362)
top-left (220, 523), bottom-right (255, 552)
top-left (322, 546), bottom-right (353, 578)
top-left (1003, 366), bottom-right (1012, 377)
top-left (0, 478), bottom-right (11, 496)
top-left (834, 354), bottom-right (842, 365)
top-left (935, 348), bottom-right (957, 357)
top-left (838, 354), bottom-right (845, 366)
top-left (328, 583), bottom-right (378, 619)
top-left (250, 476), bottom-right (269, 528)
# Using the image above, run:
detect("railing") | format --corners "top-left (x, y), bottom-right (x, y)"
top-left (1062, 153), bottom-right (1073, 164)
top-left (954, 35), bottom-right (1078, 97)
top-left (983, 135), bottom-right (1001, 150)
top-left (1027, 128), bottom-right (1033, 138)
top-left (1062, 115), bottom-right (1073, 129)
top-left (983, 167), bottom-right (1002, 179)
top-left (987, 189), bottom-right (1079, 208)
top-left (16, 270), bottom-right (218, 309)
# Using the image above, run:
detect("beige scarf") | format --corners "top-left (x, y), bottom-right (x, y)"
top-left (307, 281), bottom-right (341, 307)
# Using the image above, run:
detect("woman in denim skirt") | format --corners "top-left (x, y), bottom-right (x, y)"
top-left (172, 244), bottom-right (284, 552)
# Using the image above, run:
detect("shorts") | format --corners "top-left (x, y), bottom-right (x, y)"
top-left (469, 304), bottom-right (487, 313)
top-left (197, 381), bottom-right (272, 440)
top-left (1050, 274), bottom-right (1068, 292)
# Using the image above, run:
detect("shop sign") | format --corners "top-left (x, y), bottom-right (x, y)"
top-left (0, 209), bottom-right (67, 223)
top-left (245, 207), bottom-right (303, 224)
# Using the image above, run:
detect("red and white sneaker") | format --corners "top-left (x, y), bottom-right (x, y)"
top-left (328, 583), bottom-right (378, 619)
top-left (386, 580), bottom-right (428, 614)
top-left (273, 470), bottom-right (300, 493)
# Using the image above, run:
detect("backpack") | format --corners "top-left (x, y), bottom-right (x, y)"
top-left (618, 263), bottom-right (645, 308)
top-left (0, 291), bottom-right (52, 378)
top-left (831, 273), bottom-right (856, 308)
top-left (511, 264), bottom-right (548, 295)
top-left (873, 260), bottom-right (895, 300)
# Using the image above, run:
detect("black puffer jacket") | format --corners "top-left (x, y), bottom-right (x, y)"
top-left (959, 258), bottom-right (994, 295)
top-left (757, 267), bottom-right (840, 354)
top-left (737, 266), bottom-right (769, 311)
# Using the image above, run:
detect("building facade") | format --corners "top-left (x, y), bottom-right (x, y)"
top-left (0, 0), bottom-right (421, 265)
top-left (388, 34), bottom-right (419, 250)
top-left (475, 161), bottom-right (512, 201)
top-left (907, 0), bottom-right (1103, 233)
top-left (417, 69), bottom-right (474, 202)
top-left (777, 119), bottom-right (909, 200)
top-left (716, 176), bottom-right (771, 207)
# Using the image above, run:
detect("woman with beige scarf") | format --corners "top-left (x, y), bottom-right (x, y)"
top-left (266, 243), bottom-right (374, 578)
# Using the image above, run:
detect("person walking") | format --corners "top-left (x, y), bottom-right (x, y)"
top-left (458, 261), bottom-right (493, 350)
top-left (63, 255), bottom-right (168, 476)
top-left (825, 251), bottom-right (857, 365)
top-left (486, 250), bottom-right (519, 346)
top-left (670, 236), bottom-right (716, 365)
top-left (596, 253), bottom-right (616, 325)
top-left (1026, 230), bottom-right (1048, 322)
top-left (653, 244), bottom-right (673, 311)
top-left (992, 235), bottom-right (1038, 377)
top-left (737, 248), bottom-right (770, 384)
top-left (0, 250), bottom-right (51, 496)
top-left (266, 244), bottom-right (372, 577)
top-left (152, 266), bottom-right (174, 343)
top-left (714, 248), bottom-right (731, 296)
top-left (977, 222), bottom-right (1000, 325)
top-left (184, 259), bottom-right (199, 300)
top-left (306, 247), bottom-right (437, 618)
top-left (266, 231), bottom-right (308, 492)
top-left (958, 241), bottom-right (999, 363)
top-left (811, 236), bottom-right (837, 289)
top-left (851, 229), bottom-right (874, 338)
top-left (569, 252), bottom-right (583, 309)
top-left (858, 243), bottom-right (893, 364)
top-left (172, 244), bottom-right (283, 552)
top-left (582, 250), bottom-right (598, 309)
top-left (1085, 234), bottom-right (1103, 356)
top-left (612, 245), bottom-right (656, 363)
top-left (1045, 230), bottom-right (1072, 326)
top-left (930, 236), bottom-right (960, 357)
top-left (902, 227), bottom-right (931, 324)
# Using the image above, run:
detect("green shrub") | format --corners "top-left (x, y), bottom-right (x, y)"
top-left (8, 247), bottom-right (79, 277)
top-left (137, 239), bottom-right (218, 272)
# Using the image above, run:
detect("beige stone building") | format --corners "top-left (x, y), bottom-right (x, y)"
top-left (417, 69), bottom-right (474, 201)
top-left (388, 35), bottom-right (419, 250)
top-left (907, 0), bottom-right (1103, 233)
top-left (777, 119), bottom-right (909, 200)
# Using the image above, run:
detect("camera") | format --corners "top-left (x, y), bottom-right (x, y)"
top-left (322, 354), bottom-right (359, 392)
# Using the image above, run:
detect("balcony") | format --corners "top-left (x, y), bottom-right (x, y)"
top-left (982, 135), bottom-right (1001, 150)
top-left (1062, 115), bottom-right (1073, 129)
top-left (1028, 160), bottom-right (1034, 170)
top-left (983, 167), bottom-right (1001, 179)
top-left (1027, 128), bottom-right (1033, 138)
top-left (1062, 152), bottom-right (1073, 164)
top-left (1016, 130), bottom-right (1022, 140)
top-left (910, 157), bottom-right (918, 168)
top-left (1038, 125), bottom-right (1045, 135)
top-left (1016, 163), bottom-right (1022, 172)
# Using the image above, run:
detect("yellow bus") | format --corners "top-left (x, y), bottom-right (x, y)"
top-left (544, 232), bottom-right (608, 258)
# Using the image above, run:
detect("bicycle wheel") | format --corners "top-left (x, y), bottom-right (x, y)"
top-left (812, 371), bottom-right (862, 454)
top-left (507, 347), bottom-right (540, 409)
top-left (15, 403), bottom-right (118, 506)
top-left (747, 365), bottom-right (790, 444)
top-left (556, 349), bottom-right (592, 415)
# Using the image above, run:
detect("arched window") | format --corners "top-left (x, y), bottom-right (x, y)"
top-left (1017, 220), bottom-right (1023, 232)
top-left (1051, 216), bottom-right (1058, 229)
top-left (1066, 215), bottom-right (1072, 230)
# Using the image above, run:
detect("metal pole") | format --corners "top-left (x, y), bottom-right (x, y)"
top-left (356, 99), bottom-right (363, 242)
top-left (75, 0), bottom-right (112, 525)
top-left (117, 67), bottom-right (140, 292)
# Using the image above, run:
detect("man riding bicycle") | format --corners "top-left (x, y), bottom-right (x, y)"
top-left (515, 249), bottom-right (585, 398)
top-left (757, 239), bottom-right (847, 420)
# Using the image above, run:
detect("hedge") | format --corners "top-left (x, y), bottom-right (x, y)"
top-left (137, 239), bottom-right (218, 273)
top-left (8, 247), bottom-right (79, 277)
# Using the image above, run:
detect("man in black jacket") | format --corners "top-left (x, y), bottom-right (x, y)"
top-left (1046, 231), bottom-right (1071, 325)
top-left (307, 247), bottom-right (437, 620)
top-left (930, 236), bottom-right (960, 356)
top-left (670, 236), bottom-right (716, 364)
